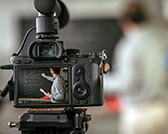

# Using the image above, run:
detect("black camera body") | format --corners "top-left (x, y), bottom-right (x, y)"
top-left (11, 40), bottom-right (104, 108)
top-left (0, 0), bottom-right (110, 109)
top-left (0, 1), bottom-right (110, 133)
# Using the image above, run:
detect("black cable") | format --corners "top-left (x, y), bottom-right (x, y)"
top-left (0, 76), bottom-right (13, 98)
top-left (0, 65), bottom-right (13, 70)
top-left (16, 27), bottom-right (36, 55)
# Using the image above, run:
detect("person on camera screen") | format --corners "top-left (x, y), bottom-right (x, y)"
top-left (42, 67), bottom-right (66, 103)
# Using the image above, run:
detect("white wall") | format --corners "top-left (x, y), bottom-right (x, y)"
top-left (64, 0), bottom-right (126, 19)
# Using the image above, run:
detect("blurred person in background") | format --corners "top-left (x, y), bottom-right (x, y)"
top-left (104, 0), bottom-right (168, 134)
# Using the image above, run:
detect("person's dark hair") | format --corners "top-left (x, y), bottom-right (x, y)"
top-left (50, 67), bottom-right (60, 74)
top-left (122, 2), bottom-right (146, 24)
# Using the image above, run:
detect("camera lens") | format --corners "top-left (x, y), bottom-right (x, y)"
top-left (73, 84), bottom-right (90, 99)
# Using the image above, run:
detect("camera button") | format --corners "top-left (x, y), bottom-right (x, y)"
top-left (73, 84), bottom-right (90, 99)
top-left (83, 100), bottom-right (89, 104)
top-left (24, 60), bottom-right (31, 64)
top-left (75, 66), bottom-right (83, 76)
top-left (14, 60), bottom-right (21, 64)
top-left (74, 76), bottom-right (80, 82)
top-left (73, 59), bottom-right (78, 64)
top-left (74, 100), bottom-right (80, 104)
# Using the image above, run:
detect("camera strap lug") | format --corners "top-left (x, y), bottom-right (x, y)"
top-left (101, 50), bottom-right (107, 61)
top-left (101, 50), bottom-right (110, 74)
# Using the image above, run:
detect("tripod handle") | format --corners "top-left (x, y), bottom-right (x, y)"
top-left (0, 76), bottom-right (14, 101)
top-left (0, 82), bottom-right (9, 97)
top-left (0, 65), bottom-right (13, 70)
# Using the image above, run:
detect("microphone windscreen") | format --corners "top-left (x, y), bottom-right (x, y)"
top-left (34, 0), bottom-right (61, 16)
top-left (58, 0), bottom-right (70, 28)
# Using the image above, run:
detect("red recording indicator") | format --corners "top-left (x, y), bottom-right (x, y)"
top-left (43, 97), bottom-right (51, 100)
top-left (103, 63), bottom-right (110, 74)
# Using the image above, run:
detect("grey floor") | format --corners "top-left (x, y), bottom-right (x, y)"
top-left (0, 100), bottom-right (119, 134)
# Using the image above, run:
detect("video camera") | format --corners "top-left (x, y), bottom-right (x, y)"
top-left (0, 0), bottom-right (110, 108)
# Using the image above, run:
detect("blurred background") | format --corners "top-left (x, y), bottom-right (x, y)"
top-left (1, 0), bottom-right (168, 134)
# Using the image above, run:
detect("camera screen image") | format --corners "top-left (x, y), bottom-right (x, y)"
top-left (16, 66), bottom-right (70, 107)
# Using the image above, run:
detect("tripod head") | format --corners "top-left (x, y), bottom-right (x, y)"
top-left (34, 0), bottom-right (69, 39)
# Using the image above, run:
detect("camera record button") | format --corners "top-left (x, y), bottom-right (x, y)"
top-left (63, 56), bottom-right (70, 63)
